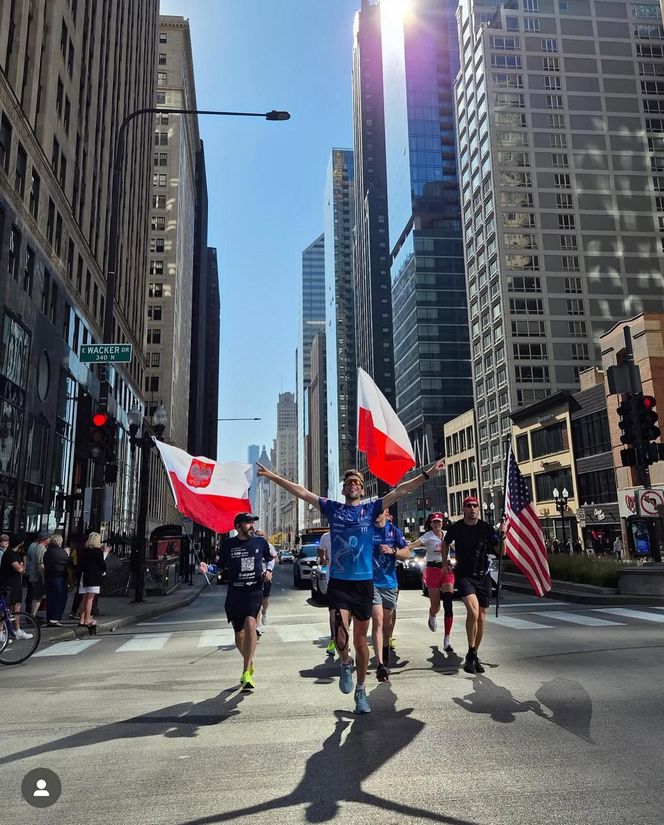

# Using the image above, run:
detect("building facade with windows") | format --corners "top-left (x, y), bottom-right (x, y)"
top-left (443, 409), bottom-right (480, 521)
top-left (275, 391), bottom-right (297, 542)
top-left (0, 1), bottom-right (158, 537)
top-left (455, 0), bottom-right (664, 514)
top-left (308, 331), bottom-right (328, 513)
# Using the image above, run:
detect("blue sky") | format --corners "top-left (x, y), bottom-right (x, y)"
top-left (159, 0), bottom-right (361, 462)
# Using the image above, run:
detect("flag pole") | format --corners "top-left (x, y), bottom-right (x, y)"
top-left (496, 437), bottom-right (513, 618)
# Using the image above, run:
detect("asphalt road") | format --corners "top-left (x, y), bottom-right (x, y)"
top-left (2, 562), bottom-right (663, 825)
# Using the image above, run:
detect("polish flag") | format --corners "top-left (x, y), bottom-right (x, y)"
top-left (357, 367), bottom-right (416, 486)
top-left (154, 440), bottom-right (252, 533)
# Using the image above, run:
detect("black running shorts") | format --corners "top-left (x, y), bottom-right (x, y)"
top-left (457, 575), bottom-right (492, 609)
top-left (327, 578), bottom-right (373, 621)
top-left (225, 584), bottom-right (263, 631)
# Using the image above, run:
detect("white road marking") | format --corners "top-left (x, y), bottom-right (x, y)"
top-left (33, 639), bottom-right (101, 657)
top-left (275, 624), bottom-right (330, 643)
top-left (115, 633), bottom-right (172, 652)
top-left (198, 629), bottom-right (236, 647)
top-left (491, 615), bottom-right (553, 630)
top-left (594, 608), bottom-right (664, 623)
top-left (537, 611), bottom-right (624, 627)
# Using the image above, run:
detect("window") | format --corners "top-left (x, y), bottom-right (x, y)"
top-left (152, 194), bottom-right (166, 209)
top-left (490, 36), bottom-right (521, 50)
top-left (145, 376), bottom-right (160, 392)
top-left (509, 274), bottom-right (541, 291)
top-left (496, 112), bottom-right (527, 128)
top-left (54, 212), bottom-right (63, 256)
top-left (577, 468), bottom-right (617, 504)
top-left (572, 413), bottom-right (611, 459)
top-left (542, 39), bottom-right (559, 52)
top-left (147, 305), bottom-right (162, 321)
top-left (543, 57), bottom-right (560, 71)
top-left (514, 342), bottom-right (548, 359)
top-left (516, 433), bottom-right (530, 462)
top-left (554, 173), bottom-right (571, 188)
top-left (41, 269), bottom-right (51, 315)
top-left (544, 76), bottom-right (562, 91)
top-left (149, 260), bottom-right (164, 275)
top-left (552, 153), bottom-right (569, 168)
top-left (147, 328), bottom-right (161, 345)
top-left (59, 153), bottom-right (66, 190)
top-left (157, 71), bottom-right (167, 86)
top-left (158, 152), bottom-right (167, 166)
top-left (510, 297), bottom-right (543, 314)
top-left (150, 238), bottom-right (165, 252)
top-left (8, 225), bottom-right (21, 281)
top-left (505, 253), bottom-right (539, 270)
top-left (501, 191), bottom-right (534, 207)
top-left (23, 246), bottom-right (34, 295)
top-left (569, 320), bottom-right (586, 337)
top-left (548, 113), bottom-right (565, 128)
top-left (0, 114), bottom-right (11, 173)
top-left (159, 32), bottom-right (167, 43)
top-left (535, 468), bottom-right (573, 501)
top-left (504, 233), bottom-right (537, 249)
top-left (492, 72), bottom-right (524, 88)
top-left (515, 365), bottom-right (550, 383)
top-left (500, 170), bottom-right (531, 187)
top-left (634, 24), bottom-right (664, 39)
top-left (546, 95), bottom-right (564, 109)
top-left (153, 173), bottom-right (167, 187)
top-left (159, 52), bottom-right (167, 65)
top-left (560, 234), bottom-right (577, 251)
top-left (512, 319), bottom-right (546, 336)
top-left (503, 211), bottom-right (536, 228)
top-left (642, 80), bottom-right (664, 94)
top-left (51, 136), bottom-right (59, 174)
top-left (564, 276), bottom-right (582, 293)
top-left (494, 92), bottom-right (525, 108)
top-left (639, 61), bottom-right (664, 76)
top-left (29, 169), bottom-right (40, 218)
top-left (524, 0), bottom-right (539, 9)
top-left (47, 199), bottom-right (55, 243)
top-left (570, 342), bottom-right (590, 360)
top-left (567, 298), bottom-right (584, 315)
top-left (14, 143), bottom-right (26, 196)
top-left (497, 150), bottom-right (529, 166)
top-left (148, 282), bottom-right (163, 297)
top-left (556, 193), bottom-right (573, 209)
top-left (491, 54), bottom-right (522, 69)
top-left (152, 216), bottom-right (166, 231)
top-left (644, 98), bottom-right (664, 112)
top-left (524, 17), bottom-right (540, 31)
top-left (155, 131), bottom-right (168, 146)
top-left (558, 214), bottom-right (575, 229)
top-left (151, 353), bottom-right (161, 367)
top-left (550, 133), bottom-right (567, 149)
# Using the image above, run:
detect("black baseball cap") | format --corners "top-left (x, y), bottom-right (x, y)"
top-left (234, 512), bottom-right (259, 527)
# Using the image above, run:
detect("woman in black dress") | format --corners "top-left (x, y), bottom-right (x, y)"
top-left (0, 534), bottom-right (34, 640)
top-left (78, 532), bottom-right (106, 633)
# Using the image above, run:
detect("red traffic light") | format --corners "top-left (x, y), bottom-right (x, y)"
top-left (92, 411), bottom-right (108, 427)
top-left (643, 395), bottom-right (656, 410)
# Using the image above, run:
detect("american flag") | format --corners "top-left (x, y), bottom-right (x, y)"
top-left (504, 445), bottom-right (551, 597)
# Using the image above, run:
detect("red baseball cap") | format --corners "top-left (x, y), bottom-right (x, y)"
top-left (428, 512), bottom-right (445, 522)
top-left (462, 496), bottom-right (479, 507)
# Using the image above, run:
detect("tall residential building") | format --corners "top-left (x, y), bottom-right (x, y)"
top-left (324, 148), bottom-right (356, 495)
top-left (146, 16), bottom-right (201, 530)
top-left (352, 0), bottom-right (395, 500)
top-left (275, 391), bottom-right (297, 541)
top-left (381, 0), bottom-right (473, 517)
top-left (0, 1), bottom-right (158, 535)
top-left (247, 443), bottom-right (259, 509)
top-left (308, 331), bottom-right (328, 510)
top-left (455, 0), bottom-right (664, 511)
top-left (188, 140), bottom-right (220, 461)
top-left (297, 233), bottom-right (326, 529)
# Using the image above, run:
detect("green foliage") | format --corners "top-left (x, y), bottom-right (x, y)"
top-left (504, 555), bottom-right (621, 587)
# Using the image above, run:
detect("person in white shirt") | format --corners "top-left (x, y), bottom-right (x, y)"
top-left (255, 529), bottom-right (277, 634)
top-left (317, 532), bottom-right (336, 656)
top-left (409, 512), bottom-right (455, 651)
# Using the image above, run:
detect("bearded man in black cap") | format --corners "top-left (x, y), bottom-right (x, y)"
top-left (199, 513), bottom-right (273, 690)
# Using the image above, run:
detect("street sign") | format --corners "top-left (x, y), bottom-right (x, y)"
top-left (80, 343), bottom-right (132, 363)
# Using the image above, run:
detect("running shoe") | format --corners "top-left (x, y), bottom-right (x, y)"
top-left (463, 654), bottom-right (477, 674)
top-left (240, 670), bottom-right (255, 690)
top-left (249, 663), bottom-right (255, 677)
top-left (443, 636), bottom-right (454, 652)
top-left (354, 687), bottom-right (371, 714)
top-left (256, 626), bottom-right (263, 638)
top-left (388, 637), bottom-right (396, 649)
top-left (376, 663), bottom-right (390, 683)
top-left (262, 611), bottom-right (268, 626)
top-left (326, 639), bottom-right (336, 656)
top-left (15, 629), bottom-right (34, 640)
top-left (427, 613), bottom-right (437, 632)
top-left (474, 657), bottom-right (486, 674)
top-left (339, 658), bottom-right (354, 694)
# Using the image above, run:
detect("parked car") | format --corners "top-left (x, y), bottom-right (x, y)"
top-left (293, 544), bottom-right (319, 588)
top-left (396, 550), bottom-right (426, 589)
top-left (279, 550), bottom-right (294, 564)
top-left (310, 563), bottom-right (329, 603)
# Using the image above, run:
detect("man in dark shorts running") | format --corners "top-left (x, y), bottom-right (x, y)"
top-left (440, 496), bottom-right (505, 674)
top-left (199, 513), bottom-right (273, 690)
top-left (257, 459), bottom-right (445, 713)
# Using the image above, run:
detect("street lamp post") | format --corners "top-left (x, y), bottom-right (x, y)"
top-left (128, 403), bottom-right (167, 603)
top-left (483, 500), bottom-right (495, 525)
top-left (88, 107), bottom-right (290, 531)
top-left (552, 487), bottom-right (569, 550)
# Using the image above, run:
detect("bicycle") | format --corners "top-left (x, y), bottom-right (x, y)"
top-left (0, 588), bottom-right (41, 664)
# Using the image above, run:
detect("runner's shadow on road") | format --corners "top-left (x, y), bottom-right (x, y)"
top-left (174, 685), bottom-right (477, 825)
top-left (453, 674), bottom-right (545, 723)
top-left (0, 687), bottom-right (246, 766)
top-left (428, 644), bottom-right (463, 675)
top-left (299, 657), bottom-right (337, 685)
top-left (535, 676), bottom-right (594, 743)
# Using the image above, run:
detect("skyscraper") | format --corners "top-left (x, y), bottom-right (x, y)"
top-left (275, 391), bottom-right (297, 541)
top-left (0, 1), bottom-right (158, 534)
top-left (308, 331), bottom-right (328, 509)
top-left (297, 233), bottom-right (325, 528)
top-left (381, 0), bottom-right (473, 515)
top-left (324, 148), bottom-right (356, 494)
top-left (247, 443), bottom-right (259, 510)
top-left (352, 0), bottom-right (395, 500)
top-left (454, 0), bottom-right (664, 510)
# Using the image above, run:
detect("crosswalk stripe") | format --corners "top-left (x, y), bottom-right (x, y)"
top-left (115, 633), bottom-right (172, 652)
top-left (198, 629), bottom-right (236, 647)
top-left (33, 639), bottom-right (101, 657)
top-left (491, 615), bottom-right (553, 630)
top-left (537, 611), bottom-right (624, 627)
top-left (593, 608), bottom-right (664, 623)
top-left (275, 624), bottom-right (329, 642)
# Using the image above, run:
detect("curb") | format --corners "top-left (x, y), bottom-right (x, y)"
top-left (38, 581), bottom-right (208, 644)
top-left (502, 574), bottom-right (664, 605)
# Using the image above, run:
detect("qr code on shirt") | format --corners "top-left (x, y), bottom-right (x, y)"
top-left (241, 558), bottom-right (254, 572)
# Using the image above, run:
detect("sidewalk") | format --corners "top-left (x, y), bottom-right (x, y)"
top-left (502, 572), bottom-right (664, 605)
top-left (36, 579), bottom-right (210, 644)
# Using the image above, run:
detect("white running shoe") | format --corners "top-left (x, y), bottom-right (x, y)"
top-left (15, 629), bottom-right (34, 640)
top-left (443, 636), bottom-right (454, 652)
top-left (427, 613), bottom-right (437, 632)
top-left (262, 611), bottom-right (268, 626)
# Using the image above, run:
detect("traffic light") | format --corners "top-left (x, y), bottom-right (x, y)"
top-left (617, 394), bottom-right (639, 446)
top-left (89, 411), bottom-right (109, 461)
top-left (636, 395), bottom-right (660, 443)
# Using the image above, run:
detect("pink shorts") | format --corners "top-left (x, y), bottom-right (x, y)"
top-left (423, 565), bottom-right (454, 589)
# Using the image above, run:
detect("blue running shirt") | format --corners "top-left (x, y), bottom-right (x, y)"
top-left (319, 497), bottom-right (384, 581)
top-left (372, 523), bottom-right (408, 589)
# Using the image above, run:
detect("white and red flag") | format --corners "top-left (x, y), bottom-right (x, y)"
top-left (154, 440), bottom-right (252, 534)
top-left (357, 367), bottom-right (416, 486)
top-left (504, 445), bottom-right (552, 597)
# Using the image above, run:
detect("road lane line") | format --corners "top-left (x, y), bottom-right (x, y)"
top-left (115, 633), bottom-right (172, 652)
top-left (593, 608), bottom-right (664, 623)
top-left (275, 624), bottom-right (329, 642)
top-left (198, 629), bottom-right (236, 647)
top-left (537, 611), bottom-right (623, 627)
top-left (33, 639), bottom-right (101, 656)
top-left (491, 615), bottom-right (553, 630)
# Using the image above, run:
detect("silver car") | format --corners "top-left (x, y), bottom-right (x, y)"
top-left (310, 563), bottom-right (329, 603)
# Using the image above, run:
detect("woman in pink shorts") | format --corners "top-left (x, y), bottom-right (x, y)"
top-left (410, 512), bottom-right (455, 651)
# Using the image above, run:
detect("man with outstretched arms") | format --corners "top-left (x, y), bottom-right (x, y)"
top-left (440, 496), bottom-right (506, 675)
top-left (199, 513), bottom-right (273, 690)
top-left (257, 459), bottom-right (445, 713)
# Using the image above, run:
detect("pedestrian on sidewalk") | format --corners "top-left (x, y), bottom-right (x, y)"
top-left (28, 529), bottom-right (51, 620)
top-left (440, 496), bottom-right (506, 675)
top-left (78, 532), bottom-right (106, 634)
top-left (198, 513), bottom-right (273, 690)
top-left (43, 533), bottom-right (71, 626)
top-left (0, 534), bottom-right (33, 640)
top-left (0, 532), bottom-right (9, 564)
top-left (257, 458), bottom-right (445, 715)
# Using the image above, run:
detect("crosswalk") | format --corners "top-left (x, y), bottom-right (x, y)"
top-left (32, 607), bottom-right (664, 658)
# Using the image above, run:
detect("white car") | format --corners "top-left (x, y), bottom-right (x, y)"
top-left (293, 544), bottom-right (319, 588)
top-left (310, 563), bottom-right (329, 603)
